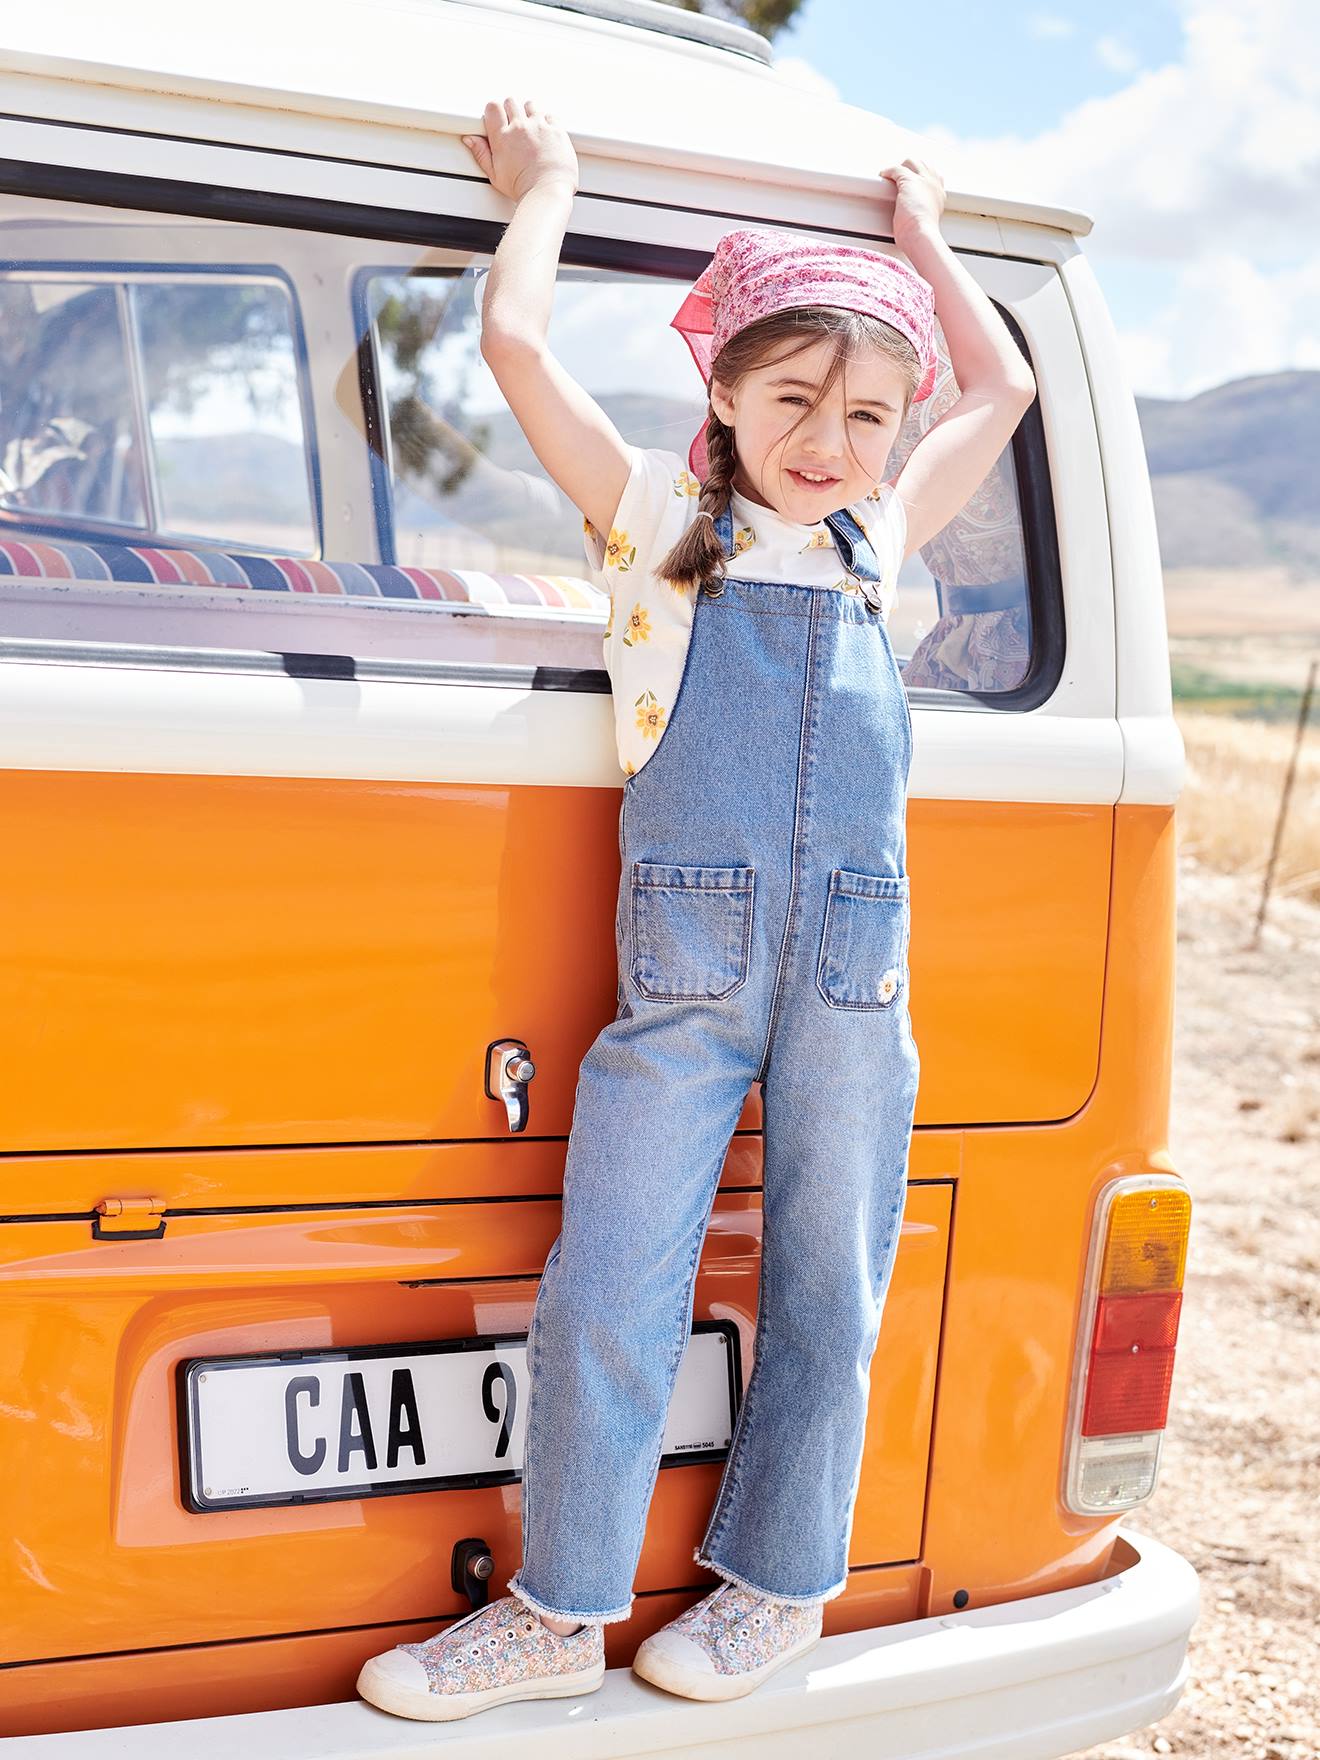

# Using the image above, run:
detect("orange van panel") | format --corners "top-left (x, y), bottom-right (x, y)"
top-left (0, 1172), bottom-right (951, 1670)
top-left (917, 804), bottom-right (1179, 1614)
top-left (0, 805), bottom-right (1175, 1735)
top-left (0, 771), bottom-right (1110, 1160)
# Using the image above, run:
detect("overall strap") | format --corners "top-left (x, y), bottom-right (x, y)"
top-left (822, 506), bottom-right (883, 583)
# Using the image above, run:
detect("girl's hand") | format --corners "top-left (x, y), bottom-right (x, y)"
top-left (879, 157), bottom-right (946, 251)
top-left (462, 98), bottom-right (578, 203)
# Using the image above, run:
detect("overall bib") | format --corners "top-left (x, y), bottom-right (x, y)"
top-left (510, 502), bottom-right (921, 1623)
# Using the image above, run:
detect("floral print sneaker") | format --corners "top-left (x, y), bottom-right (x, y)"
top-left (631, 1580), bottom-right (823, 1701)
top-left (356, 1594), bottom-right (605, 1722)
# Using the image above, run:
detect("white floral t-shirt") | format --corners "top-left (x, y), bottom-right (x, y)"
top-left (583, 445), bottom-right (908, 778)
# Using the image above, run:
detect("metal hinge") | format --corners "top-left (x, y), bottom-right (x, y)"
top-left (92, 1196), bottom-right (167, 1241)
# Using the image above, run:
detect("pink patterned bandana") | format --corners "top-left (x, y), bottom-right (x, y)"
top-left (670, 226), bottom-right (939, 478)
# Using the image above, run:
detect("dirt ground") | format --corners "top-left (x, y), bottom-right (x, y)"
top-left (1079, 847), bottom-right (1320, 1760)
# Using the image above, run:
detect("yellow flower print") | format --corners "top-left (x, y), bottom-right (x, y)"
top-left (802, 529), bottom-right (833, 551)
top-left (621, 602), bottom-right (652, 647)
top-left (731, 526), bottom-right (756, 557)
top-left (635, 689), bottom-right (667, 740)
top-left (603, 597), bottom-right (614, 639)
top-left (673, 470), bottom-right (701, 498)
top-left (605, 527), bottom-right (637, 571)
top-left (624, 759), bottom-right (637, 776)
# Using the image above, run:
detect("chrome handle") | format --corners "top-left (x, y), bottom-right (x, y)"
top-left (484, 1038), bottom-right (537, 1134)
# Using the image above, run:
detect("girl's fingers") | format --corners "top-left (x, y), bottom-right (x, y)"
top-left (463, 135), bottom-right (493, 175)
top-left (524, 99), bottom-right (536, 113)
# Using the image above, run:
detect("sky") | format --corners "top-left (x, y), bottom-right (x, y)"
top-left (770, 0), bottom-right (1320, 401)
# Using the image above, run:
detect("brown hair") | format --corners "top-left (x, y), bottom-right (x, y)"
top-left (656, 305), bottom-right (923, 594)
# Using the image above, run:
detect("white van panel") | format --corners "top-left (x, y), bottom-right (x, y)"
top-left (0, 0), bottom-right (1093, 237)
top-left (0, 658), bottom-right (1123, 805)
top-left (0, 120), bottom-right (1120, 803)
top-left (1058, 255), bottom-right (1185, 807)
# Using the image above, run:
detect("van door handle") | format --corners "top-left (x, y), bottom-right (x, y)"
top-left (484, 1038), bottom-right (537, 1134)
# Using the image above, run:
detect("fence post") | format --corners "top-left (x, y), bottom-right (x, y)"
top-left (1250, 655), bottom-right (1318, 948)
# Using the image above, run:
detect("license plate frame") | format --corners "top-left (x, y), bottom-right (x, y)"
top-left (178, 1321), bottom-right (742, 1514)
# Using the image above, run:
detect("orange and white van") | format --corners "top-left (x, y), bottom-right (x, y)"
top-left (0, 0), bottom-right (1198, 1752)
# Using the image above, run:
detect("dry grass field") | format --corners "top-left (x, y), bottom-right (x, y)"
top-left (1175, 710), bottom-right (1320, 906)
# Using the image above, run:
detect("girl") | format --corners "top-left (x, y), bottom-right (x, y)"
top-left (358, 96), bottom-right (1036, 1725)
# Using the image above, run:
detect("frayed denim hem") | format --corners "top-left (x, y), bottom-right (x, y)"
top-left (693, 1547), bottom-right (844, 1606)
top-left (506, 1572), bottom-right (634, 1628)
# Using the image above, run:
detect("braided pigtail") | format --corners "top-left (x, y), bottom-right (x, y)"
top-left (655, 404), bottom-right (736, 594)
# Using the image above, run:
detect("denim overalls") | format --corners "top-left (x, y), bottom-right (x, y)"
top-left (509, 501), bottom-right (921, 1623)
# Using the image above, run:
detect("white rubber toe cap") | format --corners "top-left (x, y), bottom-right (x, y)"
top-left (359, 1648), bottom-right (429, 1693)
top-left (635, 1628), bottom-right (717, 1677)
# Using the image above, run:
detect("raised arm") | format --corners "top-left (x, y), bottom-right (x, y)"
top-left (878, 157), bottom-right (1038, 562)
top-left (462, 98), bottom-right (632, 541)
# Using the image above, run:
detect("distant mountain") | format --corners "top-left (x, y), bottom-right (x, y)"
top-left (1135, 371), bottom-right (1320, 575)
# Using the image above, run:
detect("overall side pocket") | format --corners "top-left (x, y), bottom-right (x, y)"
top-left (630, 861), bottom-right (755, 1002)
top-left (816, 868), bottom-right (910, 1011)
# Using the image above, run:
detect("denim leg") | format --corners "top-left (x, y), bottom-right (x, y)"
top-left (695, 944), bottom-right (920, 1602)
top-left (510, 1012), bottom-right (755, 1623)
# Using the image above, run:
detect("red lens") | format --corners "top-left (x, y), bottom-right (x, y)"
top-left (1081, 1291), bottom-right (1183, 1436)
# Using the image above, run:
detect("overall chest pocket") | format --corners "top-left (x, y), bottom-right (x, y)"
top-left (630, 862), bottom-right (756, 1002)
top-left (816, 869), bottom-right (910, 1010)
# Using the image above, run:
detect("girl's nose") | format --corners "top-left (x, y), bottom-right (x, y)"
top-left (802, 419), bottom-right (846, 461)
top-left (797, 404), bottom-right (847, 457)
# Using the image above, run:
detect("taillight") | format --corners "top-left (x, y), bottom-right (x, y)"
top-left (1063, 1175), bottom-right (1192, 1514)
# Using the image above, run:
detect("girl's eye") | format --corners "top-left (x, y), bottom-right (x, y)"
top-left (777, 395), bottom-right (881, 425)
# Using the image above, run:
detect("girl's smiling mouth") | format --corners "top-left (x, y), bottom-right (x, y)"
top-left (788, 468), bottom-right (841, 491)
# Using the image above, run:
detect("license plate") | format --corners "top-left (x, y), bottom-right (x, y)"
top-left (179, 1322), bottom-right (741, 1513)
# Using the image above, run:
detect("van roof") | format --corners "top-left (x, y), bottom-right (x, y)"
top-left (0, 0), bottom-right (1094, 239)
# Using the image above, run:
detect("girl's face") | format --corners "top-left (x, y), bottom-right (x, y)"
top-left (710, 336), bottom-right (908, 522)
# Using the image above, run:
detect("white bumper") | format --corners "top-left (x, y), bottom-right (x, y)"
top-left (11, 1528), bottom-right (1199, 1760)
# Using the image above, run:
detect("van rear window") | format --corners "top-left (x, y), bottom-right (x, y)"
top-left (0, 188), bottom-right (1041, 700)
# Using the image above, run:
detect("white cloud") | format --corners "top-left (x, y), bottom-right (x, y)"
top-left (1094, 34), bottom-right (1141, 74)
top-left (1115, 251), bottom-right (1320, 398)
top-left (912, 0), bottom-right (1320, 396)
top-left (1026, 12), bottom-right (1076, 39)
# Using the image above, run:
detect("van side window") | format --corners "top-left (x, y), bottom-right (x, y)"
top-left (888, 329), bottom-right (1033, 695)
top-left (0, 192), bottom-right (1046, 701)
top-left (361, 265), bottom-right (706, 576)
top-left (0, 273), bottom-right (315, 553)
top-left (360, 264), bottom-right (1036, 697)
